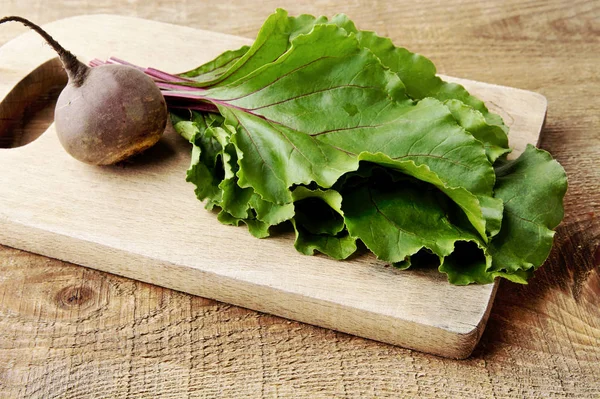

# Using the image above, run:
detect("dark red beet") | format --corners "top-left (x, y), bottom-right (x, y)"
top-left (0, 16), bottom-right (167, 165)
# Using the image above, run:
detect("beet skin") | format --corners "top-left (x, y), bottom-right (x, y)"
top-left (55, 64), bottom-right (168, 165)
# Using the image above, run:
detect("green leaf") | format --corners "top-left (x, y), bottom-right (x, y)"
top-left (249, 194), bottom-right (294, 225)
top-left (182, 9), bottom-right (509, 159)
top-left (173, 116), bottom-right (222, 208)
top-left (487, 145), bottom-right (568, 274)
top-left (226, 108), bottom-right (359, 204)
top-left (292, 220), bottom-right (358, 260)
top-left (478, 195), bottom-right (504, 239)
top-left (180, 45), bottom-right (250, 83)
top-left (292, 187), bottom-right (345, 235)
top-left (356, 152), bottom-right (494, 241)
top-left (174, 112), bottom-right (256, 220)
top-left (329, 17), bottom-right (510, 157)
top-left (341, 176), bottom-right (488, 267)
top-left (315, 98), bottom-right (495, 197)
top-left (219, 178), bottom-right (253, 219)
top-left (167, 10), bottom-right (567, 285)
top-left (335, 22), bottom-right (509, 135)
top-left (204, 25), bottom-right (497, 238)
top-left (245, 218), bottom-right (272, 238)
top-left (443, 99), bottom-right (511, 163)
top-left (217, 210), bottom-right (271, 238)
top-left (181, 9), bottom-right (329, 87)
top-left (437, 241), bottom-right (494, 285)
top-left (291, 186), bottom-right (358, 260)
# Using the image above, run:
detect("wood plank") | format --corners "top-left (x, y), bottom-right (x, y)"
top-left (0, 1), bottom-right (598, 398)
top-left (0, 15), bottom-right (546, 360)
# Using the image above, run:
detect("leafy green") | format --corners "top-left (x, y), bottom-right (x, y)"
top-left (341, 172), bottom-right (486, 264)
top-left (332, 18), bottom-right (509, 134)
top-left (487, 145), bottom-right (568, 275)
top-left (291, 187), bottom-right (358, 259)
top-left (166, 9), bottom-right (566, 285)
top-left (181, 9), bottom-right (330, 87)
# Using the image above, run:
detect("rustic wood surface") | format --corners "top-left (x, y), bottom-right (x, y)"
top-left (0, 0), bottom-right (598, 398)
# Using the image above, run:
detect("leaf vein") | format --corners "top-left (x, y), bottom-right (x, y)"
top-left (368, 187), bottom-right (423, 241)
top-left (247, 84), bottom-right (384, 111)
top-left (234, 114), bottom-right (286, 187)
top-left (216, 55), bottom-right (338, 102)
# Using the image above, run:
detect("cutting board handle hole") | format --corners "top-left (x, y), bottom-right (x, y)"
top-left (0, 57), bottom-right (67, 149)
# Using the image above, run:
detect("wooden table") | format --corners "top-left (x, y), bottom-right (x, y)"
top-left (1, 1), bottom-right (598, 397)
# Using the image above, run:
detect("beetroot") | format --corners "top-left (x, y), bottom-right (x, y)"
top-left (0, 16), bottom-right (168, 165)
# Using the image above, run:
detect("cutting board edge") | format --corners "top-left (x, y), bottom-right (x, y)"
top-left (0, 216), bottom-right (489, 359)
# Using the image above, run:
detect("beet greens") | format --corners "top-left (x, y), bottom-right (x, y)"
top-left (4, 10), bottom-right (566, 285)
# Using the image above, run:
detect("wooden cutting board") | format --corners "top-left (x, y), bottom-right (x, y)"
top-left (0, 15), bottom-right (547, 359)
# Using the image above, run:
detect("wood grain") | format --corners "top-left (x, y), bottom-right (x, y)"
top-left (0, 1), bottom-right (599, 398)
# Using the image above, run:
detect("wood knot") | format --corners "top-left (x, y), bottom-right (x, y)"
top-left (55, 285), bottom-right (95, 309)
